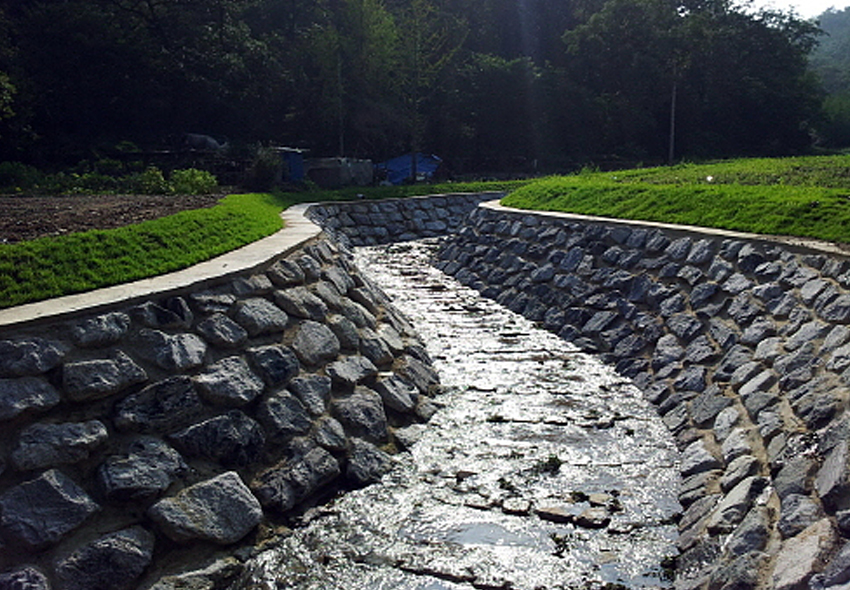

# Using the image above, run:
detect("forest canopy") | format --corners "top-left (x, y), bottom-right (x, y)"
top-left (0, 0), bottom-right (833, 173)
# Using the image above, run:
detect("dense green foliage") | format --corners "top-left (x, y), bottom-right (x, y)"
top-left (0, 163), bottom-right (218, 195)
top-left (502, 156), bottom-right (850, 242)
top-left (0, 193), bottom-right (284, 308)
top-left (0, 0), bottom-right (831, 173)
top-left (810, 7), bottom-right (850, 147)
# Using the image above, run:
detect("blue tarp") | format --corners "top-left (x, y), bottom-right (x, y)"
top-left (376, 153), bottom-right (441, 185)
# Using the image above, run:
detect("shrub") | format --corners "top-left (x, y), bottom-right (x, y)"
top-left (170, 168), bottom-right (218, 194)
top-left (132, 166), bottom-right (171, 194)
top-left (0, 161), bottom-right (43, 191)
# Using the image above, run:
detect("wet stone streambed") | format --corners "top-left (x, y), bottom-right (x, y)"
top-left (241, 239), bottom-right (682, 590)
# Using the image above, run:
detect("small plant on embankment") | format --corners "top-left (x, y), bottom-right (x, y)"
top-left (502, 155), bottom-right (850, 243)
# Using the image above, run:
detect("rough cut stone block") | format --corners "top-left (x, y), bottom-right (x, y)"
top-left (251, 447), bottom-right (340, 512)
top-left (816, 439), bottom-right (850, 512)
top-left (326, 356), bottom-right (379, 386)
top-left (327, 314), bottom-right (361, 350)
top-left (0, 567), bottom-right (50, 590)
top-left (288, 375), bottom-right (332, 416)
top-left (247, 344), bottom-right (300, 388)
top-left (233, 297), bottom-right (289, 336)
top-left (706, 476), bottom-right (768, 534)
top-left (681, 439), bottom-right (722, 477)
top-left (332, 386), bottom-right (389, 443)
top-left (0, 376), bottom-right (60, 421)
top-left (132, 298), bottom-right (193, 329)
top-left (725, 507), bottom-right (769, 557)
top-left (778, 493), bottom-right (822, 539)
top-left (396, 355), bottom-right (439, 394)
top-left (139, 329), bottom-right (207, 371)
top-left (0, 469), bottom-right (99, 549)
top-left (822, 294), bottom-right (850, 323)
top-left (267, 258), bottom-right (305, 287)
top-left (373, 374), bottom-right (417, 413)
top-left (54, 526), bottom-right (155, 590)
top-left (194, 356), bottom-right (265, 406)
top-left (274, 286), bottom-right (329, 321)
top-left (72, 311), bottom-right (131, 348)
top-left (259, 391), bottom-right (313, 442)
top-left (148, 472), bottom-right (262, 544)
top-left (171, 410), bottom-right (265, 467)
top-left (721, 454), bottom-right (760, 492)
top-left (114, 375), bottom-right (206, 433)
top-left (347, 438), bottom-right (393, 485)
top-left (292, 320), bottom-right (341, 366)
top-left (63, 351), bottom-right (147, 401)
top-left (196, 313), bottom-right (248, 348)
top-left (99, 437), bottom-right (187, 501)
top-left (772, 518), bottom-right (837, 590)
top-left (12, 420), bottom-right (108, 471)
top-left (0, 338), bottom-right (65, 377)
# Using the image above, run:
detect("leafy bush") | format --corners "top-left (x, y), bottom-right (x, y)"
top-left (0, 162), bottom-right (43, 191)
top-left (170, 168), bottom-right (218, 194)
top-left (132, 166), bottom-right (171, 194)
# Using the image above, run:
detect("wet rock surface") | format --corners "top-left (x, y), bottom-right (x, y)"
top-left (240, 240), bottom-right (680, 590)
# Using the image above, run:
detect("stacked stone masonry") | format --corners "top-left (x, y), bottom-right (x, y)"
top-left (431, 203), bottom-right (850, 590)
top-left (4, 190), bottom-right (850, 590)
top-left (0, 237), bottom-right (441, 590)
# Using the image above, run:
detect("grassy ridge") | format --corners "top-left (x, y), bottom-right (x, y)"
top-left (502, 156), bottom-right (850, 243)
top-left (0, 192), bottom-right (287, 308)
top-left (0, 180), bottom-right (526, 309)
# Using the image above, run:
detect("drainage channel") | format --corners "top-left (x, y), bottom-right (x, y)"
top-left (240, 239), bottom-right (681, 590)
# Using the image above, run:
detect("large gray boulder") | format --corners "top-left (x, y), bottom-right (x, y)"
top-left (0, 376), bottom-right (60, 422)
top-left (98, 437), bottom-right (187, 501)
top-left (12, 420), bottom-right (108, 471)
top-left (0, 469), bottom-right (99, 549)
top-left (138, 330), bottom-right (207, 371)
top-left (62, 351), bottom-right (147, 402)
top-left (331, 386), bottom-right (388, 442)
top-left (291, 321), bottom-right (340, 366)
top-left (148, 472), bottom-right (262, 544)
top-left (193, 356), bottom-right (265, 407)
top-left (54, 526), bottom-right (155, 590)
top-left (170, 411), bottom-right (266, 467)
top-left (113, 376), bottom-right (206, 433)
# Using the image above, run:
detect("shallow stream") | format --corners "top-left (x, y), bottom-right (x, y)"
top-left (241, 239), bottom-right (681, 590)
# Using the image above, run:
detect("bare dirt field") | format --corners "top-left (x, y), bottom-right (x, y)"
top-left (0, 193), bottom-right (224, 244)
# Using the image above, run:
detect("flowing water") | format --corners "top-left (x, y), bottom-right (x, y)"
top-left (241, 239), bottom-right (681, 590)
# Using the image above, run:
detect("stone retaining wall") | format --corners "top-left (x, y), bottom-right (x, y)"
top-left (432, 202), bottom-right (850, 590)
top-left (0, 236), bottom-right (440, 590)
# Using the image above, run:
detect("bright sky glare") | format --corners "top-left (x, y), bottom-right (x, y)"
top-left (746, 0), bottom-right (849, 18)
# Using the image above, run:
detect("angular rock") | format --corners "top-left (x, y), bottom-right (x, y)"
top-left (138, 329), bottom-right (207, 371)
top-left (54, 526), bottom-right (155, 590)
top-left (189, 291), bottom-right (236, 314)
top-left (72, 312), bottom-right (131, 348)
top-left (327, 356), bottom-right (379, 387)
top-left (397, 355), bottom-right (440, 394)
top-left (0, 469), bottom-right (99, 549)
top-left (778, 493), bottom-right (822, 539)
top-left (809, 539), bottom-right (850, 590)
top-left (681, 439), bottom-right (722, 477)
top-left (12, 420), bottom-right (108, 471)
top-left (706, 476), bottom-right (768, 534)
top-left (772, 518), bottom-right (837, 590)
top-left (690, 390), bottom-right (731, 428)
top-left (98, 437), bottom-right (187, 501)
top-left (132, 298), bottom-right (193, 329)
top-left (314, 416), bottom-right (347, 451)
top-left (233, 297), bottom-right (289, 336)
top-left (274, 286), bottom-right (329, 321)
top-left (114, 375), bottom-right (206, 433)
top-left (652, 334), bottom-right (685, 370)
top-left (725, 507), bottom-right (769, 557)
top-left (171, 410), bottom-right (265, 467)
top-left (251, 446), bottom-right (340, 512)
top-left (196, 313), bottom-right (248, 348)
top-left (0, 338), bottom-right (65, 377)
top-left (815, 440), bottom-right (850, 512)
top-left (373, 374), bottom-right (418, 413)
top-left (359, 328), bottom-right (394, 366)
top-left (667, 313), bottom-right (703, 340)
top-left (247, 344), bottom-right (300, 388)
top-left (148, 472), bottom-right (262, 544)
top-left (291, 320), bottom-right (341, 366)
top-left (721, 428), bottom-right (752, 463)
top-left (822, 294), bottom-right (850, 323)
top-left (327, 314), bottom-right (361, 350)
top-left (231, 273), bottom-right (273, 296)
top-left (267, 258), bottom-right (305, 287)
top-left (721, 454), bottom-right (760, 492)
top-left (259, 391), bottom-right (313, 442)
top-left (346, 438), bottom-right (393, 485)
top-left (0, 376), bottom-right (60, 422)
top-left (332, 386), bottom-right (389, 442)
top-left (194, 356), bottom-right (264, 406)
top-left (0, 567), bottom-right (50, 590)
top-left (288, 375), bottom-right (332, 416)
top-left (63, 351), bottom-right (147, 402)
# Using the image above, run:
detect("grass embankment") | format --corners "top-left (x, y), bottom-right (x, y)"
top-left (0, 180), bottom-right (527, 309)
top-left (502, 156), bottom-right (850, 243)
